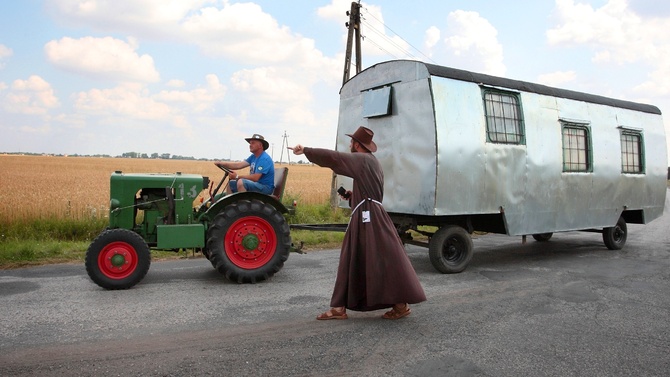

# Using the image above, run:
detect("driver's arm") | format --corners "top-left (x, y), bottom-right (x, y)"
top-left (215, 160), bottom-right (249, 170)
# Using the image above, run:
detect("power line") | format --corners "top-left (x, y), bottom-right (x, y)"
top-left (362, 35), bottom-right (399, 58)
top-left (360, 17), bottom-right (416, 59)
top-left (359, 4), bottom-right (436, 64)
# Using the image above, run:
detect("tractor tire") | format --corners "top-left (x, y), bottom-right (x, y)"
top-left (207, 199), bottom-right (291, 283)
top-left (603, 216), bottom-right (627, 250)
top-left (428, 225), bottom-right (473, 274)
top-left (85, 228), bottom-right (151, 290)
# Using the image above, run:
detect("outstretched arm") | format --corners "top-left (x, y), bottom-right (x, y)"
top-left (287, 145), bottom-right (304, 155)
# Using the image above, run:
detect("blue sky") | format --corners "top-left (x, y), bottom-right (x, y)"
top-left (1, 0), bottom-right (669, 162)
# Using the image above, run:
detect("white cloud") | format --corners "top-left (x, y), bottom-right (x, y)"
top-left (74, 83), bottom-right (172, 121)
top-left (181, 3), bottom-right (327, 67)
top-left (424, 26), bottom-right (440, 52)
top-left (155, 74), bottom-right (226, 113)
top-left (547, 0), bottom-right (670, 98)
top-left (166, 79), bottom-right (186, 88)
top-left (3, 76), bottom-right (60, 115)
top-left (45, 0), bottom-right (213, 39)
top-left (424, 10), bottom-right (505, 76)
top-left (231, 67), bottom-right (312, 114)
top-left (358, 4), bottom-right (412, 59)
top-left (0, 44), bottom-right (12, 68)
top-left (316, 0), bottom-right (350, 20)
top-left (19, 1), bottom-right (345, 158)
top-left (318, 1), bottom-right (414, 60)
top-left (73, 75), bottom-right (227, 135)
top-left (44, 36), bottom-right (160, 82)
top-left (537, 70), bottom-right (577, 87)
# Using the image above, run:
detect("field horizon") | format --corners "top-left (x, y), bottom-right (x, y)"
top-left (0, 155), bottom-right (334, 223)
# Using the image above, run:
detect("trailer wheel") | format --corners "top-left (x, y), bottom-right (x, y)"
top-left (428, 225), bottom-right (473, 274)
top-left (85, 229), bottom-right (151, 290)
top-left (207, 199), bottom-right (290, 283)
top-left (532, 233), bottom-right (553, 242)
top-left (602, 216), bottom-right (627, 250)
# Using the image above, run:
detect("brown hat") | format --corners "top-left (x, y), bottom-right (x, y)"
top-left (346, 126), bottom-right (377, 152)
top-left (245, 133), bottom-right (269, 150)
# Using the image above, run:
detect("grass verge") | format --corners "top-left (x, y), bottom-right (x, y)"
top-left (0, 200), bottom-right (349, 269)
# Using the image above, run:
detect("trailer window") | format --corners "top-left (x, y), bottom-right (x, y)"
top-left (620, 130), bottom-right (644, 173)
top-left (562, 124), bottom-right (592, 172)
top-left (362, 86), bottom-right (392, 118)
top-left (482, 89), bottom-right (525, 144)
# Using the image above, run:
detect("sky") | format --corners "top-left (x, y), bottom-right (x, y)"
top-left (1, 0), bottom-right (670, 163)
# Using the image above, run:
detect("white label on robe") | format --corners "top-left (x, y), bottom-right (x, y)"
top-left (362, 210), bottom-right (371, 223)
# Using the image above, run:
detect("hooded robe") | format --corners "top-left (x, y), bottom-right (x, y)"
top-left (304, 147), bottom-right (426, 311)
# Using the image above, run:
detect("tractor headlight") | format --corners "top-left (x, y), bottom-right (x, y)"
top-left (110, 198), bottom-right (121, 210)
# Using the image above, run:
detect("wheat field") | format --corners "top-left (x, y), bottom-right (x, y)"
top-left (0, 155), bottom-right (333, 222)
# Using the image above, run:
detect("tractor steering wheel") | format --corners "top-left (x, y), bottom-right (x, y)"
top-left (210, 164), bottom-right (234, 200)
top-left (216, 164), bottom-right (233, 175)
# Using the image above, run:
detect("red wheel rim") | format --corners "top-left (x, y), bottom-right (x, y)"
top-left (224, 216), bottom-right (277, 269)
top-left (97, 241), bottom-right (139, 279)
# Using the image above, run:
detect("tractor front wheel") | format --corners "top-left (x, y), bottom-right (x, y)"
top-left (85, 229), bottom-right (151, 290)
top-left (207, 199), bottom-right (291, 283)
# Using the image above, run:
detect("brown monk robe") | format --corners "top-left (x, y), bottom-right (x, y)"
top-left (289, 126), bottom-right (426, 320)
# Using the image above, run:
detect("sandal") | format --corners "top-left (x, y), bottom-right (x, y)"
top-left (316, 307), bottom-right (348, 320)
top-left (382, 304), bottom-right (411, 320)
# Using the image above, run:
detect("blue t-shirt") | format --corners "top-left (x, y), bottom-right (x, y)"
top-left (245, 152), bottom-right (275, 189)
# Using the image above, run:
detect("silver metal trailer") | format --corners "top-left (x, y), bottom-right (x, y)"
top-left (335, 59), bottom-right (667, 273)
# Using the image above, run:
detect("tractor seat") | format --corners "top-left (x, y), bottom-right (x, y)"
top-left (271, 167), bottom-right (288, 201)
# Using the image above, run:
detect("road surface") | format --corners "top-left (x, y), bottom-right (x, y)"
top-left (1, 193), bottom-right (669, 376)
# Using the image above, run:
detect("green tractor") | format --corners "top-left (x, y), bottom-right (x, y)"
top-left (85, 165), bottom-right (292, 290)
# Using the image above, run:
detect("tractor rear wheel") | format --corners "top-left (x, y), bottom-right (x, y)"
top-left (85, 228), bottom-right (151, 290)
top-left (207, 199), bottom-right (291, 283)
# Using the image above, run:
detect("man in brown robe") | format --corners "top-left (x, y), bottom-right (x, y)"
top-left (289, 126), bottom-right (426, 320)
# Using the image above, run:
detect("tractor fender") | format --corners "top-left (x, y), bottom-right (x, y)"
top-left (204, 192), bottom-right (288, 220)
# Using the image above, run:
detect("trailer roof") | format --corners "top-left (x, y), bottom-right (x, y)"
top-left (422, 62), bottom-right (661, 115)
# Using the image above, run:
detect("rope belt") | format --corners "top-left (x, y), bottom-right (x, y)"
top-left (346, 198), bottom-right (383, 231)
top-left (351, 197), bottom-right (383, 214)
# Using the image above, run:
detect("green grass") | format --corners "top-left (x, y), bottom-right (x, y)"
top-left (0, 200), bottom-right (349, 269)
top-left (284, 194), bottom-right (349, 250)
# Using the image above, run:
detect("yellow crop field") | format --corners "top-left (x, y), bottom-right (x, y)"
top-left (0, 155), bottom-right (333, 223)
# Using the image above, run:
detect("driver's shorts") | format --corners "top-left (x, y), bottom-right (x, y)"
top-left (230, 179), bottom-right (274, 195)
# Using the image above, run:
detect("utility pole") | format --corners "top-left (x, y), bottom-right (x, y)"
top-left (279, 131), bottom-right (291, 165)
top-left (332, 1), bottom-right (363, 208)
top-left (342, 1), bottom-right (362, 85)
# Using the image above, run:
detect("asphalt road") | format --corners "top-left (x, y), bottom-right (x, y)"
top-left (1, 194), bottom-right (669, 376)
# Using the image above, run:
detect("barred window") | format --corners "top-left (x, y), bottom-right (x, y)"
top-left (620, 130), bottom-right (644, 173)
top-left (483, 89), bottom-right (525, 144)
top-left (562, 124), bottom-right (592, 172)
